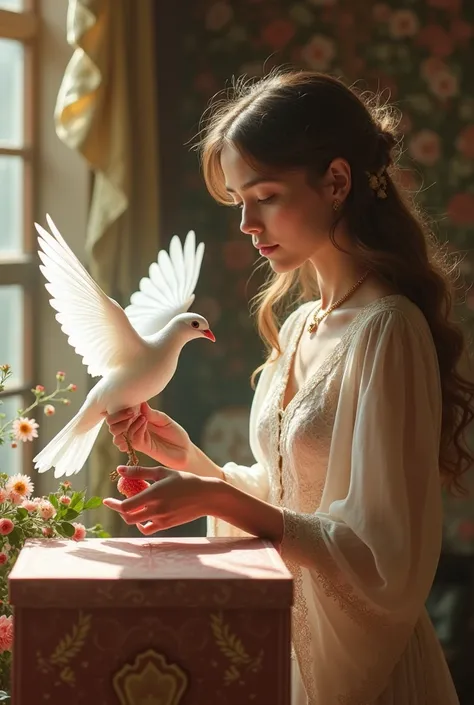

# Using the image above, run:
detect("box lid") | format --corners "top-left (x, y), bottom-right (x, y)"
top-left (9, 537), bottom-right (293, 609)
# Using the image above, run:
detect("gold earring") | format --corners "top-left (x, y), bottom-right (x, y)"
top-left (333, 199), bottom-right (341, 211)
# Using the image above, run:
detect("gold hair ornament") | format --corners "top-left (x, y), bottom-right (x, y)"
top-left (366, 167), bottom-right (388, 199)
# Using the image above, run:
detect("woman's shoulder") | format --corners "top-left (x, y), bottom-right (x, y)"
top-left (348, 294), bottom-right (434, 351)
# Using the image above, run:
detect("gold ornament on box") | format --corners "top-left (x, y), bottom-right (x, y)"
top-left (36, 611), bottom-right (91, 688)
top-left (112, 649), bottom-right (188, 705)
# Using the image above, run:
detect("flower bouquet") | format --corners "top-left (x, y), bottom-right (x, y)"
top-left (0, 364), bottom-right (109, 700)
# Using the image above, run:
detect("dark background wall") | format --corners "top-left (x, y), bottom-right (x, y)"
top-left (153, 1), bottom-right (474, 699)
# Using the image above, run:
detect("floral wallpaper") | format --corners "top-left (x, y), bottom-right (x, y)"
top-left (159, 0), bottom-right (474, 548)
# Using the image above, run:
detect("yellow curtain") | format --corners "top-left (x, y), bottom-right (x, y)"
top-left (55, 0), bottom-right (160, 535)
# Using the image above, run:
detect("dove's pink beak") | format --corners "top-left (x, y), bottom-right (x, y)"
top-left (202, 329), bottom-right (216, 342)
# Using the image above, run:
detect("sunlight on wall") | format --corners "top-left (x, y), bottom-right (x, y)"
top-left (36, 0), bottom-right (89, 496)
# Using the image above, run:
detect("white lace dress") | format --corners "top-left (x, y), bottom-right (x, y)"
top-left (207, 295), bottom-right (459, 705)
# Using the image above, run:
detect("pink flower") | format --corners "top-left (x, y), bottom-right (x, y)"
top-left (8, 492), bottom-right (24, 506)
top-left (0, 490), bottom-right (7, 504)
top-left (37, 500), bottom-right (56, 521)
top-left (59, 495), bottom-right (71, 506)
top-left (455, 125), bottom-right (474, 160)
top-left (42, 526), bottom-right (54, 538)
top-left (408, 130), bottom-right (442, 166)
top-left (389, 9), bottom-right (419, 38)
top-left (447, 193), bottom-right (474, 226)
top-left (301, 34), bottom-right (336, 71)
top-left (56, 371), bottom-right (66, 381)
top-left (67, 384), bottom-right (77, 392)
top-left (0, 553), bottom-right (8, 565)
top-left (21, 499), bottom-right (38, 512)
top-left (427, 0), bottom-right (461, 10)
top-left (0, 519), bottom-right (14, 536)
top-left (261, 19), bottom-right (296, 50)
top-left (205, 1), bottom-right (233, 31)
top-left (427, 69), bottom-right (458, 99)
top-left (417, 24), bottom-right (454, 58)
top-left (372, 3), bottom-right (391, 22)
top-left (0, 615), bottom-right (13, 653)
top-left (420, 57), bottom-right (448, 81)
top-left (35, 385), bottom-right (45, 393)
top-left (72, 523), bottom-right (86, 541)
top-left (44, 404), bottom-right (55, 416)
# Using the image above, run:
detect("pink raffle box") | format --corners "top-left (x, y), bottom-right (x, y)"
top-left (9, 537), bottom-right (293, 704)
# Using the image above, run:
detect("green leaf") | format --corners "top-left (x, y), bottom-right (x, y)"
top-left (63, 508), bottom-right (79, 521)
top-left (15, 508), bottom-right (28, 521)
top-left (7, 528), bottom-right (21, 547)
top-left (59, 522), bottom-right (75, 538)
top-left (83, 497), bottom-right (103, 510)
top-left (96, 530), bottom-right (111, 538)
top-left (48, 494), bottom-right (59, 510)
top-left (70, 490), bottom-right (85, 509)
top-left (72, 499), bottom-right (84, 513)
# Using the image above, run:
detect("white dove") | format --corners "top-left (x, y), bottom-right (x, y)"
top-left (33, 214), bottom-right (215, 478)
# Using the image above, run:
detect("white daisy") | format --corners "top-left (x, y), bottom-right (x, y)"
top-left (12, 417), bottom-right (39, 443)
top-left (6, 474), bottom-right (34, 498)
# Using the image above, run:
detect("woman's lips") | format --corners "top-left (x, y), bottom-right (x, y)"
top-left (258, 245), bottom-right (279, 257)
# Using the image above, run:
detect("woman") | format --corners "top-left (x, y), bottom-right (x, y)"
top-left (104, 70), bottom-right (474, 704)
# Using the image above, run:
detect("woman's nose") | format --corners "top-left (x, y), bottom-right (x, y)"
top-left (240, 206), bottom-right (263, 236)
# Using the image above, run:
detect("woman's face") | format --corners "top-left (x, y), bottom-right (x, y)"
top-left (220, 142), bottom-right (338, 274)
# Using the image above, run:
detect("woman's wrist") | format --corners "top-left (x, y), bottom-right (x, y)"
top-left (185, 443), bottom-right (225, 480)
top-left (209, 480), bottom-right (284, 544)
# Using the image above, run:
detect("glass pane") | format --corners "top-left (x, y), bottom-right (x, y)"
top-left (0, 156), bottom-right (23, 254)
top-left (0, 1), bottom-right (24, 11)
top-left (0, 39), bottom-right (24, 146)
top-left (0, 286), bottom-right (23, 385)
top-left (0, 395), bottom-right (23, 477)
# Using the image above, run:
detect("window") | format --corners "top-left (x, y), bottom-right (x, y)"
top-left (0, 1), bottom-right (38, 475)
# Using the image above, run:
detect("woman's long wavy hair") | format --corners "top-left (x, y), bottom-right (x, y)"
top-left (196, 69), bottom-right (474, 494)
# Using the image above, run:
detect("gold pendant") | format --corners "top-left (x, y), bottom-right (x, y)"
top-left (308, 319), bottom-right (318, 334)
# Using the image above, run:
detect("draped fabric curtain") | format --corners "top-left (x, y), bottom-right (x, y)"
top-left (55, 0), bottom-right (160, 534)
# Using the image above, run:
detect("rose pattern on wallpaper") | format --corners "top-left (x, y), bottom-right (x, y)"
top-left (164, 0), bottom-right (474, 550)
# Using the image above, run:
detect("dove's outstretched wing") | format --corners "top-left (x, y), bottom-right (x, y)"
top-left (124, 230), bottom-right (205, 337)
top-left (36, 214), bottom-right (145, 378)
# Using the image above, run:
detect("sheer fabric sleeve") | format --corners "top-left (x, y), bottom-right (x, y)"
top-left (281, 307), bottom-right (444, 699)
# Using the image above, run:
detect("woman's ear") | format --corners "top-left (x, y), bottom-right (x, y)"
top-left (327, 158), bottom-right (352, 204)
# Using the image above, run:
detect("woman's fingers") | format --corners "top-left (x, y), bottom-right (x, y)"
top-left (137, 520), bottom-right (162, 536)
top-left (119, 506), bottom-right (155, 525)
top-left (106, 408), bottom-right (136, 426)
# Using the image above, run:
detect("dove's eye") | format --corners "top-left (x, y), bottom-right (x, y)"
top-left (191, 320), bottom-right (200, 329)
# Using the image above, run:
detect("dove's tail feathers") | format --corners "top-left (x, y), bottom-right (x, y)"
top-left (33, 413), bottom-right (105, 478)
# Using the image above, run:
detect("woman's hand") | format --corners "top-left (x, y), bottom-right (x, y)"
top-left (103, 465), bottom-right (221, 534)
top-left (104, 465), bottom-right (285, 543)
top-left (105, 403), bottom-right (225, 479)
top-left (105, 403), bottom-right (192, 470)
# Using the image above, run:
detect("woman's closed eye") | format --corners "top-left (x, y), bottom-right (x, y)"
top-left (231, 195), bottom-right (277, 209)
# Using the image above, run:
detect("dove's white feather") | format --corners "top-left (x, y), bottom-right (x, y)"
top-left (124, 230), bottom-right (205, 338)
top-left (36, 215), bottom-right (146, 378)
top-left (33, 408), bottom-right (105, 477)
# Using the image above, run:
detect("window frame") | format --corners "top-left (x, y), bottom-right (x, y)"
top-left (0, 1), bottom-right (38, 469)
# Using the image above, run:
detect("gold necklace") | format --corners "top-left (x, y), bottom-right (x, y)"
top-left (308, 271), bottom-right (369, 334)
